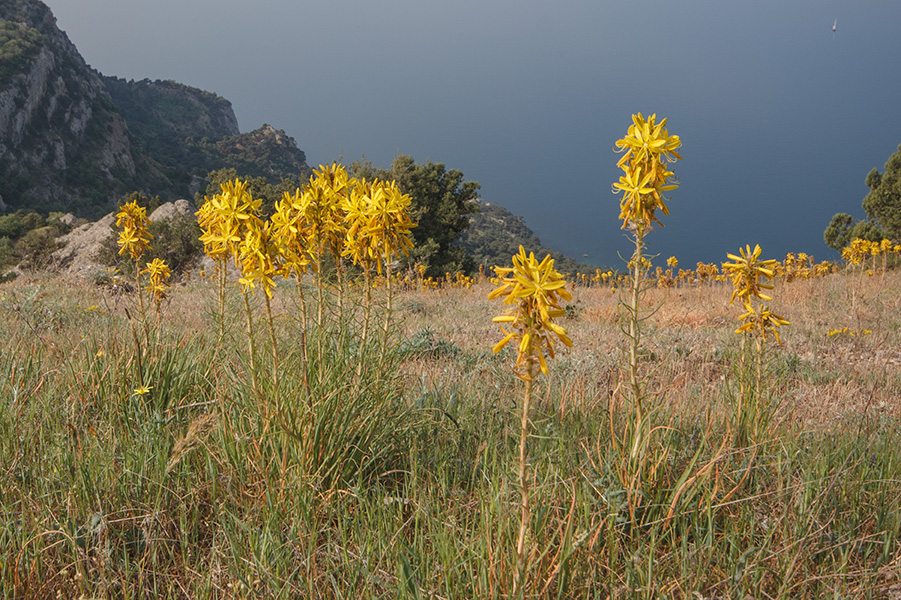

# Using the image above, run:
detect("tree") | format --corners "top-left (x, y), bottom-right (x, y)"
top-left (351, 155), bottom-right (480, 276)
top-left (823, 213), bottom-right (855, 251)
top-left (862, 145), bottom-right (901, 241)
top-left (824, 144), bottom-right (901, 249)
top-left (850, 220), bottom-right (885, 243)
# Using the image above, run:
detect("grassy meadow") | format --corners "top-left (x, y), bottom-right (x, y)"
top-left (1, 264), bottom-right (900, 599)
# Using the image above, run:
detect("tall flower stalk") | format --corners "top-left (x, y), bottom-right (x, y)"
top-left (301, 165), bottom-right (350, 376)
top-left (489, 246), bottom-right (572, 595)
top-left (141, 258), bottom-right (171, 321)
top-left (237, 216), bottom-right (282, 412)
top-left (115, 199), bottom-right (153, 384)
top-left (196, 190), bottom-right (236, 346)
top-left (271, 188), bottom-right (312, 395)
top-left (196, 179), bottom-right (266, 401)
top-left (611, 113), bottom-right (681, 520)
top-left (723, 244), bottom-right (790, 445)
top-left (116, 200), bottom-right (153, 330)
top-left (366, 181), bottom-right (416, 368)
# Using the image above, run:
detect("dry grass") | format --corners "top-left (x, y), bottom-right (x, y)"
top-left (1, 267), bottom-right (899, 598)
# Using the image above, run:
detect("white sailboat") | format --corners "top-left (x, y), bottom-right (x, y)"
top-left (833, 18), bottom-right (837, 32)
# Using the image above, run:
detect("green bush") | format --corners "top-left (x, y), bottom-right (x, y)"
top-left (15, 226), bottom-right (60, 271)
top-left (99, 207), bottom-right (203, 275)
top-left (0, 213), bottom-right (26, 238)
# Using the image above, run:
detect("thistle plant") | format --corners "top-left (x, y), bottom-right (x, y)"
top-left (723, 244), bottom-right (790, 445)
top-left (489, 245), bottom-right (572, 594)
top-left (611, 113), bottom-right (680, 513)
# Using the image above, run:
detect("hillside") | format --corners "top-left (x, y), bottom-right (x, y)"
top-left (0, 0), bottom-right (310, 218)
top-left (0, 0), bottom-right (584, 274)
top-left (0, 0), bottom-right (140, 216)
top-left (458, 201), bottom-right (594, 275)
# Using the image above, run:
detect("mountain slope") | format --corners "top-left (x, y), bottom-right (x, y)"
top-left (0, 0), bottom-right (140, 215)
top-left (0, 0), bottom-right (310, 218)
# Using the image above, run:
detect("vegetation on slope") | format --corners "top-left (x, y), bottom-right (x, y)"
top-left (458, 201), bottom-right (594, 275)
top-left (0, 19), bottom-right (43, 81)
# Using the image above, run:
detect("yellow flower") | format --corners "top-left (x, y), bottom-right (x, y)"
top-left (722, 244), bottom-right (778, 304)
top-left (237, 219), bottom-right (279, 298)
top-left (614, 113), bottom-right (682, 166)
top-left (116, 200), bottom-right (153, 259)
top-left (613, 113), bottom-right (681, 230)
top-left (133, 385), bottom-right (152, 397)
top-left (734, 302), bottom-right (790, 344)
top-left (489, 246), bottom-right (572, 380)
top-left (141, 258), bottom-right (172, 305)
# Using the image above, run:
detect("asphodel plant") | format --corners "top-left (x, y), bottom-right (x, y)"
top-left (271, 187), bottom-right (312, 394)
top-left (297, 164), bottom-right (352, 368)
top-left (611, 113), bottom-right (680, 509)
top-left (196, 179), bottom-right (260, 345)
top-left (116, 198), bottom-right (154, 385)
top-left (141, 258), bottom-right (171, 320)
top-left (342, 178), bottom-right (381, 345)
top-left (723, 244), bottom-right (789, 445)
top-left (196, 179), bottom-right (268, 399)
top-left (236, 214), bottom-right (283, 411)
top-left (116, 199), bottom-right (153, 325)
top-left (361, 180), bottom-right (416, 365)
top-left (489, 245), bottom-right (572, 595)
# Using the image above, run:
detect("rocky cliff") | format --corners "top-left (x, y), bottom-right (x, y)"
top-left (0, 0), bottom-right (310, 218)
top-left (0, 0), bottom-right (138, 215)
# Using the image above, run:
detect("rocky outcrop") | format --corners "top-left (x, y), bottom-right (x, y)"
top-left (51, 199), bottom-right (196, 274)
top-left (210, 124), bottom-right (310, 180)
top-left (148, 198), bottom-right (194, 222)
top-left (50, 211), bottom-right (116, 274)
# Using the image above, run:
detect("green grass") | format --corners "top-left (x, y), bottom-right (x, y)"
top-left (0, 270), bottom-right (899, 598)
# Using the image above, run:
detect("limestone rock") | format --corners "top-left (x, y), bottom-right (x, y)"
top-left (51, 212), bottom-right (115, 274)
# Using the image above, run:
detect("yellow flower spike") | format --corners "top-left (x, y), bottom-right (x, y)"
top-left (727, 245), bottom-right (790, 345)
top-left (489, 246), bottom-right (572, 381)
top-left (116, 200), bottom-right (153, 260)
top-left (722, 244), bottom-right (779, 305)
top-left (613, 113), bottom-right (681, 230)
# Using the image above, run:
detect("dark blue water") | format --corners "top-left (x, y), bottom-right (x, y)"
top-left (46, 0), bottom-right (901, 267)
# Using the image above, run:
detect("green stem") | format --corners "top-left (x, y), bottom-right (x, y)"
top-left (217, 258), bottom-right (227, 346)
top-left (628, 230), bottom-right (646, 463)
top-left (379, 253), bottom-right (393, 370)
top-left (135, 257), bottom-right (148, 342)
top-left (242, 289), bottom-right (261, 414)
top-left (315, 249), bottom-right (325, 384)
top-left (513, 365), bottom-right (535, 596)
top-left (295, 275), bottom-right (310, 396)
top-left (264, 292), bottom-right (279, 403)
